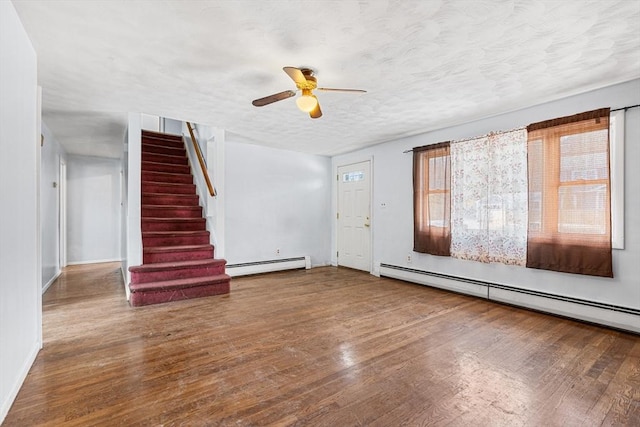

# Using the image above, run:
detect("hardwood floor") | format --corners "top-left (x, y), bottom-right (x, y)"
top-left (4, 263), bottom-right (639, 426)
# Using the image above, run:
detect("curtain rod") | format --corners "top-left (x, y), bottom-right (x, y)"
top-left (611, 104), bottom-right (639, 112)
top-left (403, 104), bottom-right (639, 153)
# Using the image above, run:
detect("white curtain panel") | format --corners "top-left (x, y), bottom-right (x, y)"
top-left (450, 128), bottom-right (528, 266)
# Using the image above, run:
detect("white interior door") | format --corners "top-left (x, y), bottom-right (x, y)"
top-left (337, 161), bottom-right (371, 272)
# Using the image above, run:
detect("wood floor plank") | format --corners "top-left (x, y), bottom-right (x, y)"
top-left (3, 262), bottom-right (639, 426)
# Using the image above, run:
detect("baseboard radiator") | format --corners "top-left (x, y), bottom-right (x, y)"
top-left (226, 256), bottom-right (310, 277)
top-left (379, 263), bottom-right (640, 334)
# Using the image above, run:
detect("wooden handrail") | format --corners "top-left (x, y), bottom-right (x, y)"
top-left (186, 122), bottom-right (216, 197)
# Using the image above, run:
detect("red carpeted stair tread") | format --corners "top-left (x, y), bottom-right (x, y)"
top-left (142, 160), bottom-right (190, 174)
top-left (142, 143), bottom-right (186, 157)
top-left (129, 274), bottom-right (231, 293)
top-left (142, 171), bottom-right (193, 184)
top-left (142, 193), bottom-right (199, 206)
top-left (141, 181), bottom-right (196, 194)
top-left (142, 130), bottom-right (183, 146)
top-left (142, 151), bottom-right (188, 165)
top-left (130, 258), bottom-right (226, 273)
top-left (141, 205), bottom-right (203, 218)
top-left (129, 258), bottom-right (226, 284)
top-left (142, 244), bottom-right (214, 263)
top-left (141, 217), bottom-right (206, 232)
top-left (142, 230), bottom-right (209, 237)
top-left (142, 230), bottom-right (210, 247)
top-left (144, 244), bottom-right (213, 254)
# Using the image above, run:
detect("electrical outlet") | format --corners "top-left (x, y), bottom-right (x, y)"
top-left (276, 248), bottom-right (280, 256)
top-left (407, 254), bottom-right (412, 263)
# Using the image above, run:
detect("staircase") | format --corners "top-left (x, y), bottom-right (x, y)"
top-left (128, 130), bottom-right (230, 306)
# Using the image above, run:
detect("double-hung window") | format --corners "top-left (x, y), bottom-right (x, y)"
top-left (526, 108), bottom-right (612, 277)
top-left (413, 142), bottom-right (451, 256)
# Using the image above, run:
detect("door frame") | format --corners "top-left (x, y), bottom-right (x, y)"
top-left (59, 159), bottom-right (67, 268)
top-left (333, 156), bottom-right (373, 273)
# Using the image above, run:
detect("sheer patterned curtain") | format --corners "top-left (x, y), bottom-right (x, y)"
top-left (413, 142), bottom-right (451, 256)
top-left (450, 128), bottom-right (528, 265)
top-left (527, 108), bottom-right (612, 277)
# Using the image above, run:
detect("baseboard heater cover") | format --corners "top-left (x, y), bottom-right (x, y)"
top-left (227, 256), bottom-right (310, 277)
top-left (379, 263), bottom-right (639, 334)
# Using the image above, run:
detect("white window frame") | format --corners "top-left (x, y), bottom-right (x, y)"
top-left (610, 110), bottom-right (625, 249)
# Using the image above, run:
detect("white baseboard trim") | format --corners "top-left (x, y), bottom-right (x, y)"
top-left (0, 342), bottom-right (40, 424)
top-left (66, 258), bottom-right (123, 266)
top-left (42, 270), bottom-right (61, 294)
top-left (227, 256), bottom-right (310, 277)
top-left (120, 263), bottom-right (130, 301)
top-left (379, 263), bottom-right (639, 334)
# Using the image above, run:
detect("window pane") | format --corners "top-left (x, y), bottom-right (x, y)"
top-left (428, 156), bottom-right (448, 190)
top-left (558, 184), bottom-right (607, 234)
top-left (428, 192), bottom-right (449, 227)
top-left (560, 130), bottom-right (608, 182)
top-left (342, 171), bottom-right (364, 182)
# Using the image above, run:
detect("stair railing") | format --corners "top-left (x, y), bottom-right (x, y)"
top-left (185, 121), bottom-right (216, 197)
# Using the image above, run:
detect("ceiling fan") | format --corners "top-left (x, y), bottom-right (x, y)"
top-left (252, 66), bottom-right (366, 119)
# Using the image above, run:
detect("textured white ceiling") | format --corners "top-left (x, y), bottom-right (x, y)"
top-left (12, 0), bottom-right (640, 158)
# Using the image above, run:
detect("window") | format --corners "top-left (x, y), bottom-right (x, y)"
top-left (413, 142), bottom-right (451, 256)
top-left (412, 107), bottom-right (620, 278)
top-left (343, 171), bottom-right (364, 182)
top-left (526, 108), bottom-right (612, 277)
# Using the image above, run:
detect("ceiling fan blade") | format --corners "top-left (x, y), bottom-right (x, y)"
top-left (283, 66), bottom-right (308, 85)
top-left (252, 90), bottom-right (296, 107)
top-left (309, 97), bottom-right (322, 119)
top-left (316, 87), bottom-right (367, 93)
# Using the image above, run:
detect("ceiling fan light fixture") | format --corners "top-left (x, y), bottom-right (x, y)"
top-left (296, 89), bottom-right (318, 112)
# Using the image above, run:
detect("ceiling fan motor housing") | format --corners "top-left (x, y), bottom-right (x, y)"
top-left (296, 70), bottom-right (317, 90)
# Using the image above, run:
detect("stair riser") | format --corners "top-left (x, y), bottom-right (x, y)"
top-left (142, 162), bottom-right (190, 175)
top-left (142, 182), bottom-right (196, 195)
top-left (142, 152), bottom-right (188, 166)
top-left (142, 195), bottom-right (199, 206)
top-left (131, 264), bottom-right (227, 284)
top-left (142, 220), bottom-right (206, 232)
top-left (129, 280), bottom-right (230, 307)
top-left (143, 248), bottom-right (213, 264)
top-left (143, 234), bottom-right (210, 247)
top-left (142, 171), bottom-right (192, 184)
top-left (142, 144), bottom-right (186, 157)
top-left (142, 207), bottom-right (202, 218)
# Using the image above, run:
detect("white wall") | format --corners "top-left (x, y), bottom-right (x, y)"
top-left (125, 113), bottom-right (142, 296)
top-left (40, 122), bottom-right (67, 290)
top-left (0, 1), bottom-right (41, 421)
top-left (121, 134), bottom-right (129, 284)
top-left (225, 141), bottom-right (332, 267)
top-left (333, 79), bottom-right (640, 311)
top-left (67, 155), bottom-right (122, 264)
